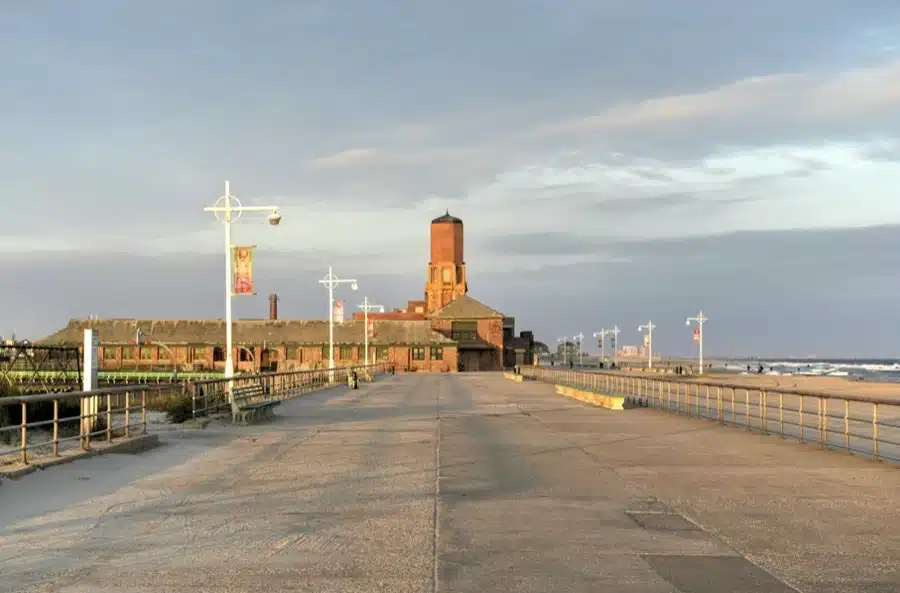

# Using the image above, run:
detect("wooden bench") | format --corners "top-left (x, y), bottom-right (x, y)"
top-left (230, 383), bottom-right (280, 424)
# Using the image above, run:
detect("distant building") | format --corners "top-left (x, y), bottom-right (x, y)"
top-left (38, 212), bottom-right (536, 372)
top-left (554, 341), bottom-right (578, 362)
top-left (349, 211), bottom-right (536, 370)
top-left (618, 345), bottom-right (640, 357)
top-left (40, 318), bottom-right (457, 373)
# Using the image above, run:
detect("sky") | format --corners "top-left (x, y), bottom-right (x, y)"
top-left (2, 1), bottom-right (900, 358)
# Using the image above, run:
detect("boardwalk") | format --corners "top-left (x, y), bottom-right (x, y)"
top-left (1, 374), bottom-right (899, 592)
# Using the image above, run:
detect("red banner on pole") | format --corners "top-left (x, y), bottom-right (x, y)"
top-left (232, 246), bottom-right (255, 295)
top-left (693, 327), bottom-right (700, 342)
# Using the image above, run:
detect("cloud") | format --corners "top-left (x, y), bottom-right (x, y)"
top-left (531, 60), bottom-right (900, 138)
top-left (478, 231), bottom-right (610, 257)
top-left (309, 148), bottom-right (379, 169)
top-left (859, 137), bottom-right (900, 162)
top-left (308, 145), bottom-right (498, 173)
top-left (463, 139), bottom-right (900, 246)
top-left (3, 139), bottom-right (896, 282)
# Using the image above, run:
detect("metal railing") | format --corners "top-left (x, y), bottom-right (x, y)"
top-left (3, 369), bottom-right (224, 383)
top-left (188, 363), bottom-right (394, 419)
top-left (541, 361), bottom-right (704, 374)
top-left (0, 363), bottom-right (394, 467)
top-left (520, 367), bottom-right (900, 463)
top-left (0, 384), bottom-right (173, 466)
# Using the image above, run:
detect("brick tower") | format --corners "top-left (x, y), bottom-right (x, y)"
top-left (425, 211), bottom-right (467, 313)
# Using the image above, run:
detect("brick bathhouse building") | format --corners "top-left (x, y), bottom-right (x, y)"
top-left (39, 213), bottom-right (536, 372)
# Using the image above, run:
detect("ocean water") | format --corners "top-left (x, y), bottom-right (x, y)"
top-left (719, 359), bottom-right (900, 383)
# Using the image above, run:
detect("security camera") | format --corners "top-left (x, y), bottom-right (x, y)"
top-left (267, 212), bottom-right (282, 226)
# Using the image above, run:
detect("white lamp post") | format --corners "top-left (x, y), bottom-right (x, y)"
top-left (319, 266), bottom-right (358, 381)
top-left (593, 328), bottom-right (610, 363)
top-left (573, 332), bottom-right (584, 366)
top-left (610, 325), bottom-right (620, 366)
top-left (203, 181), bottom-right (281, 379)
top-left (358, 297), bottom-right (384, 366)
top-left (638, 321), bottom-right (655, 369)
top-left (685, 310), bottom-right (708, 374)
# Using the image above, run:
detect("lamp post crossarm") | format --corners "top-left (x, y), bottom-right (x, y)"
top-left (319, 276), bottom-right (358, 289)
top-left (203, 205), bottom-right (279, 214)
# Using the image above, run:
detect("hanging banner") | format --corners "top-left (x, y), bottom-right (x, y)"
top-left (367, 319), bottom-right (375, 338)
top-left (333, 299), bottom-right (345, 324)
top-left (232, 246), bottom-right (256, 295)
top-left (693, 327), bottom-right (701, 342)
top-left (643, 334), bottom-right (650, 346)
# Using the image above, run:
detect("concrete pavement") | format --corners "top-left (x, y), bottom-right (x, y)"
top-left (1, 374), bottom-right (898, 592)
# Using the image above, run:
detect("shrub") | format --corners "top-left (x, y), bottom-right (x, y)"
top-left (164, 394), bottom-right (194, 424)
top-left (0, 381), bottom-right (17, 398)
top-left (147, 392), bottom-right (194, 424)
top-left (0, 382), bottom-right (18, 443)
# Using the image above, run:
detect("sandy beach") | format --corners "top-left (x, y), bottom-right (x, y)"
top-left (596, 356), bottom-right (900, 400)
top-left (646, 371), bottom-right (900, 401)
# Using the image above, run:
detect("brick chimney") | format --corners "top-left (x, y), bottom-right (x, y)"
top-left (269, 293), bottom-right (279, 320)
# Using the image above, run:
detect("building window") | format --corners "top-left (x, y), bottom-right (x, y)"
top-left (102, 347), bottom-right (117, 361)
top-left (213, 347), bottom-right (225, 362)
top-left (451, 321), bottom-right (478, 341)
top-left (375, 346), bottom-right (389, 361)
top-left (430, 346), bottom-right (443, 360)
top-left (157, 347), bottom-right (170, 360)
top-left (189, 347), bottom-right (206, 362)
top-left (321, 345), bottom-right (329, 360)
top-left (339, 345), bottom-right (353, 360)
top-left (239, 348), bottom-right (252, 362)
top-left (412, 346), bottom-right (426, 361)
top-left (122, 346), bottom-right (136, 360)
top-left (286, 346), bottom-right (299, 360)
top-left (442, 267), bottom-right (452, 283)
top-left (456, 266), bottom-right (462, 283)
top-left (139, 347), bottom-right (153, 361)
